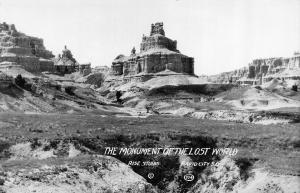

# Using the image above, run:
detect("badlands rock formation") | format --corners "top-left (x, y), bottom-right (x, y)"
top-left (52, 46), bottom-right (78, 75)
top-left (52, 46), bottom-right (91, 75)
top-left (111, 22), bottom-right (194, 80)
top-left (208, 52), bottom-right (300, 85)
top-left (0, 22), bottom-right (92, 76)
top-left (0, 22), bottom-right (54, 73)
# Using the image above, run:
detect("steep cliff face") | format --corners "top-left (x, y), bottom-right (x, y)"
top-left (207, 67), bottom-right (248, 84)
top-left (248, 55), bottom-right (300, 78)
top-left (111, 22), bottom-right (194, 77)
top-left (208, 53), bottom-right (300, 85)
top-left (0, 22), bottom-right (54, 73)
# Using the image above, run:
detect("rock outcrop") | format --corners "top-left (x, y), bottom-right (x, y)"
top-left (0, 22), bottom-right (92, 76)
top-left (208, 52), bottom-right (300, 85)
top-left (53, 46), bottom-right (92, 76)
top-left (53, 46), bottom-right (78, 75)
top-left (0, 22), bottom-right (54, 73)
top-left (111, 22), bottom-right (194, 78)
top-left (79, 63), bottom-right (92, 76)
top-left (208, 67), bottom-right (249, 84)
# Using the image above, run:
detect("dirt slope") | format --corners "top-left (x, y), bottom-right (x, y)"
top-left (0, 85), bottom-right (56, 113)
top-left (216, 86), bottom-right (300, 111)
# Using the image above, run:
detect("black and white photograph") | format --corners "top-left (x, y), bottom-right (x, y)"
top-left (0, 0), bottom-right (299, 192)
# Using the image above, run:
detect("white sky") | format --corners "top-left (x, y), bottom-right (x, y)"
top-left (0, 0), bottom-right (299, 75)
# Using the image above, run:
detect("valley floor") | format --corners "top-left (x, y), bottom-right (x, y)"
top-left (0, 112), bottom-right (299, 192)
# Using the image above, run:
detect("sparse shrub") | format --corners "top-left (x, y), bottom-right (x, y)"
top-left (23, 82), bottom-right (33, 92)
top-left (84, 180), bottom-right (92, 189)
top-left (145, 103), bottom-right (153, 113)
top-left (54, 85), bottom-right (62, 91)
top-left (15, 74), bottom-right (26, 88)
top-left (240, 100), bottom-right (245, 105)
top-left (30, 138), bottom-right (42, 149)
top-left (85, 73), bottom-right (105, 88)
top-left (41, 139), bottom-right (59, 151)
top-left (29, 128), bottom-right (44, 133)
top-left (116, 91), bottom-right (122, 103)
top-left (0, 178), bottom-right (4, 185)
top-left (254, 86), bottom-right (262, 90)
top-left (235, 158), bottom-right (258, 180)
top-left (248, 116), bottom-right (253, 123)
top-left (65, 86), bottom-right (76, 95)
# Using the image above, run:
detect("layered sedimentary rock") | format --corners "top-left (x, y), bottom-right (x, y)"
top-left (53, 46), bottom-right (91, 75)
top-left (53, 46), bottom-right (78, 74)
top-left (0, 22), bottom-right (54, 73)
top-left (249, 53), bottom-right (300, 82)
top-left (208, 52), bottom-right (300, 85)
top-left (79, 63), bottom-right (92, 76)
top-left (111, 22), bottom-right (194, 77)
top-left (208, 67), bottom-right (249, 84)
